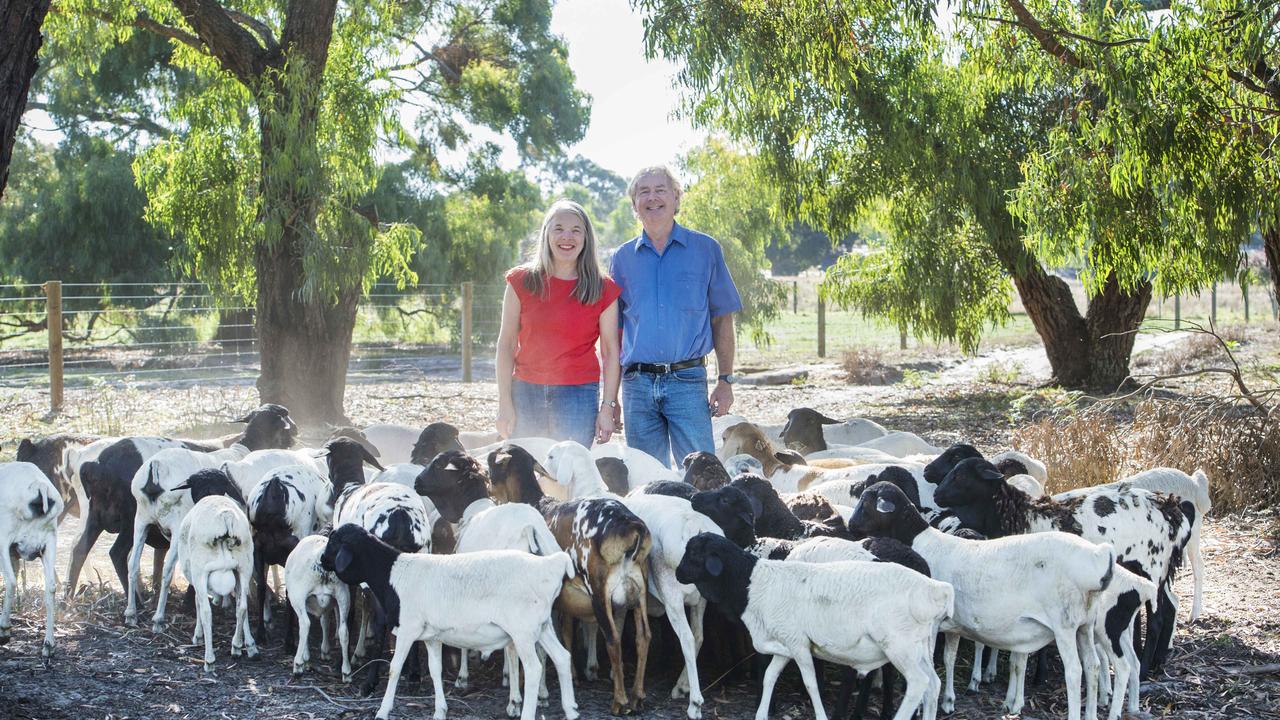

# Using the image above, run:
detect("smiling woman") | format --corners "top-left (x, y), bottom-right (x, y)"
top-left (495, 200), bottom-right (623, 448)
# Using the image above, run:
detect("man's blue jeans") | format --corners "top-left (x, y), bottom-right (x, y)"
top-left (512, 379), bottom-right (599, 448)
top-left (622, 365), bottom-right (714, 468)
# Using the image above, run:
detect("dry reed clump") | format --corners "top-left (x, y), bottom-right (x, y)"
top-left (1012, 398), bottom-right (1280, 513)
top-left (841, 347), bottom-right (903, 385)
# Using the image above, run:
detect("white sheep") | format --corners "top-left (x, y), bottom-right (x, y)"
top-left (247, 463), bottom-right (332, 635)
top-left (0, 462), bottom-right (63, 659)
top-left (676, 532), bottom-right (952, 720)
top-left (362, 422), bottom-right (494, 464)
top-left (284, 534), bottom-right (352, 682)
top-left (590, 441), bottom-right (682, 484)
top-left (321, 525), bottom-right (579, 720)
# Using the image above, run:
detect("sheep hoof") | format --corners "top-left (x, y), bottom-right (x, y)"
top-left (686, 702), bottom-right (702, 720)
top-left (0, 626), bottom-right (10, 643)
top-left (123, 613), bottom-right (138, 628)
top-left (203, 663), bottom-right (216, 675)
top-left (967, 679), bottom-right (980, 693)
top-left (454, 676), bottom-right (469, 691)
top-left (151, 620), bottom-right (166, 634)
top-left (506, 700), bottom-right (519, 717)
top-left (293, 663), bottom-right (305, 677)
top-left (41, 640), bottom-right (54, 659)
top-left (565, 708), bottom-right (579, 720)
top-left (983, 670), bottom-right (997, 683)
top-left (246, 646), bottom-right (260, 660)
top-left (342, 673), bottom-right (353, 684)
top-left (671, 685), bottom-right (689, 700)
top-left (632, 697), bottom-right (646, 713)
top-left (941, 697), bottom-right (955, 713)
top-left (609, 700), bottom-right (633, 716)
top-left (231, 645), bottom-right (243, 658)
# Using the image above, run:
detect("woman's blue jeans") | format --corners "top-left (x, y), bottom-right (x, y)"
top-left (512, 379), bottom-right (599, 448)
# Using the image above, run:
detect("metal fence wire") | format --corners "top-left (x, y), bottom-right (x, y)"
top-left (1, 277), bottom-right (1274, 397)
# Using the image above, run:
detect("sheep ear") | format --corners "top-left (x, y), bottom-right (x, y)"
top-left (231, 410), bottom-right (254, 424)
top-left (333, 545), bottom-right (354, 575)
top-left (704, 554), bottom-right (724, 577)
top-left (775, 450), bottom-right (806, 466)
top-left (979, 466), bottom-right (1004, 482)
top-left (876, 496), bottom-right (897, 514)
top-left (532, 459), bottom-right (553, 480)
top-left (361, 446), bottom-right (384, 471)
top-left (818, 413), bottom-right (841, 425)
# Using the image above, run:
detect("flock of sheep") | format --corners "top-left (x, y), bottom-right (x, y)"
top-left (1, 404), bottom-right (1212, 720)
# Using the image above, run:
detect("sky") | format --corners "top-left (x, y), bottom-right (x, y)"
top-left (549, 0), bottom-right (706, 178)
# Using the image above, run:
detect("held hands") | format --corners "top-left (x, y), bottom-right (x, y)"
top-left (708, 380), bottom-right (734, 417)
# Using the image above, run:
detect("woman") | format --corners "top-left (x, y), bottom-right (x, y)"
top-left (496, 199), bottom-right (622, 447)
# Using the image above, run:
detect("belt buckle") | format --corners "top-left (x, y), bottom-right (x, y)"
top-left (657, 362), bottom-right (672, 374)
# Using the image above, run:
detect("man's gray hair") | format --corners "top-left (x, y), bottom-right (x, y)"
top-left (627, 165), bottom-right (683, 204)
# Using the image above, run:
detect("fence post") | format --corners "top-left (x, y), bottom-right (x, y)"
top-left (45, 280), bottom-right (63, 414)
top-left (899, 326), bottom-right (907, 351)
top-left (1174, 294), bottom-right (1181, 330)
top-left (1211, 281), bottom-right (1217, 325)
top-left (1244, 282), bottom-right (1250, 323)
top-left (461, 281), bottom-right (473, 383)
top-left (817, 295), bottom-right (826, 358)
top-left (792, 280), bottom-right (798, 314)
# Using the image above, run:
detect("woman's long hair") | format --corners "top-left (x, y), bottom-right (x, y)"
top-left (522, 199), bottom-right (604, 305)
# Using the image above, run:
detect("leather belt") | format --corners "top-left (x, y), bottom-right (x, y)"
top-left (626, 357), bottom-right (705, 375)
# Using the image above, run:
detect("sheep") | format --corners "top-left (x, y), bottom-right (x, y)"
top-left (247, 463), bottom-right (331, 639)
top-left (818, 430), bottom-right (941, 460)
top-left (719, 423), bottom-right (895, 488)
top-left (1089, 564), bottom-right (1159, 720)
top-left (680, 451), bottom-right (730, 491)
top-left (804, 463), bottom-right (936, 517)
top-left (988, 449), bottom-right (1049, 487)
top-left (632, 480), bottom-right (696, 501)
top-left (620, 494), bottom-right (723, 718)
top-left (488, 443), bottom-right (653, 715)
top-left (321, 524), bottom-right (579, 720)
top-left (1057, 467), bottom-right (1211, 623)
top-left (362, 423), bottom-right (498, 464)
top-left (16, 432), bottom-right (104, 517)
top-left (470, 436), bottom-right (567, 499)
top-left (712, 413), bottom-right (784, 446)
top-left (849, 481), bottom-right (1115, 720)
top-left (778, 408), bottom-right (889, 453)
top-left (546, 441), bottom-right (616, 499)
top-left (932, 457), bottom-right (1195, 674)
top-left (591, 441), bottom-right (682, 485)
top-left (369, 422), bottom-right (466, 487)
top-left (675, 532), bottom-right (952, 720)
top-left (284, 533), bottom-right (353, 682)
top-left (150, 469), bottom-right (257, 672)
top-left (729, 474), bottom-right (850, 543)
top-left (595, 457), bottom-right (631, 496)
top-left (0, 461), bottom-right (63, 660)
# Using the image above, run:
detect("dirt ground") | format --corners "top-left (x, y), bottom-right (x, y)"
top-left (2, 328), bottom-right (1279, 719)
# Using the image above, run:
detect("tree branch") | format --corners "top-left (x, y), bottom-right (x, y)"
top-left (965, 12), bottom-right (1147, 51)
top-left (998, 0), bottom-right (1085, 68)
top-left (168, 0), bottom-right (274, 84)
top-left (24, 101), bottom-right (172, 138)
top-left (226, 9), bottom-right (278, 52)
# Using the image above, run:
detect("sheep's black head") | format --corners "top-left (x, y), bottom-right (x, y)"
top-left (595, 457), bottom-right (630, 495)
top-left (675, 532), bottom-right (754, 617)
top-left (682, 451), bottom-right (730, 491)
top-left (415, 450), bottom-right (487, 523)
top-left (867, 465), bottom-right (922, 510)
top-left (174, 468), bottom-right (246, 507)
top-left (728, 473), bottom-right (776, 520)
top-left (326, 426), bottom-right (380, 459)
top-left (934, 457), bottom-right (1005, 507)
top-left (690, 485), bottom-right (756, 548)
top-left (995, 457), bottom-right (1029, 478)
top-left (323, 437), bottom-right (384, 474)
top-left (321, 523), bottom-right (388, 584)
top-left (848, 481), bottom-right (927, 545)
top-left (923, 443), bottom-right (983, 485)
top-left (773, 449), bottom-right (807, 467)
top-left (780, 407), bottom-right (840, 453)
top-left (411, 423), bottom-right (465, 465)
top-left (235, 404), bottom-right (298, 451)
top-left (487, 444), bottom-right (550, 504)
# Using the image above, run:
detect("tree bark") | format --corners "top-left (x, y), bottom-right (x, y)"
top-left (0, 0), bottom-right (52, 201)
top-left (1263, 224), bottom-right (1280, 320)
top-left (1083, 273), bottom-right (1153, 389)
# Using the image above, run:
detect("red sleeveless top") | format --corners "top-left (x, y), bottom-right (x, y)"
top-left (506, 267), bottom-right (622, 385)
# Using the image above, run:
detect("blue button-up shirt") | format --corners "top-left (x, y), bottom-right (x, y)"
top-left (609, 222), bottom-right (743, 366)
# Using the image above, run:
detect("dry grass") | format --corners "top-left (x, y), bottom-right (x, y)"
top-left (840, 347), bottom-right (903, 385)
top-left (1135, 324), bottom-right (1249, 375)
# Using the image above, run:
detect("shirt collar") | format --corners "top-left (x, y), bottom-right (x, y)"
top-left (639, 221), bottom-right (687, 253)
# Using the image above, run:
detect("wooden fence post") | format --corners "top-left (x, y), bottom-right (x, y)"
top-left (45, 280), bottom-right (63, 413)
top-left (461, 281), bottom-right (473, 383)
top-left (817, 295), bottom-right (826, 358)
top-left (1174, 295), bottom-right (1181, 330)
top-left (1244, 282), bottom-right (1250, 324)
top-left (792, 280), bottom-right (798, 314)
top-left (900, 326), bottom-right (907, 351)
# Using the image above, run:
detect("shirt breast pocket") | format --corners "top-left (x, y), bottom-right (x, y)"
top-left (678, 270), bottom-right (709, 311)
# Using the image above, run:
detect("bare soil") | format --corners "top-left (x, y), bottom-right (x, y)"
top-left (2, 327), bottom-right (1279, 720)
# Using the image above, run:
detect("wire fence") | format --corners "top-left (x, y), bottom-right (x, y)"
top-left (1, 276), bottom-right (1275, 401)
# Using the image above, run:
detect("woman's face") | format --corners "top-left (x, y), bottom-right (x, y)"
top-left (547, 209), bottom-right (586, 265)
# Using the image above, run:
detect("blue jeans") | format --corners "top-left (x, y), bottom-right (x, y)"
top-left (512, 379), bottom-right (599, 448)
top-left (622, 365), bottom-right (714, 468)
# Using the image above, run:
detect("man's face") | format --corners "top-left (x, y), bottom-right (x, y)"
top-left (632, 171), bottom-right (679, 229)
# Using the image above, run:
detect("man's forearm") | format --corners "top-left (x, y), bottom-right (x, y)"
top-left (711, 313), bottom-right (735, 376)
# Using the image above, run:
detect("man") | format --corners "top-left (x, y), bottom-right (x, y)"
top-left (608, 165), bottom-right (741, 467)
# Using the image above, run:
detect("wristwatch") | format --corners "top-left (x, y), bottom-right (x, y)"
top-left (602, 399), bottom-right (619, 408)
top-left (718, 374), bottom-right (738, 384)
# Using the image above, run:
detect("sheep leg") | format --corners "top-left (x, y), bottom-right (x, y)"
top-left (107, 532), bottom-right (136, 604)
top-left (375, 629), bottom-right (415, 720)
top-left (983, 643), bottom-right (999, 683)
top-left (359, 592), bottom-right (390, 697)
top-left (1054, 628), bottom-right (1084, 720)
top-left (39, 537), bottom-right (57, 661)
top-left (537, 644), bottom-right (549, 702)
top-left (150, 534), bottom-right (182, 634)
top-left (456, 644), bottom-right (470, 690)
top-left (793, 651), bottom-right (828, 720)
top-left (151, 546), bottom-right (166, 595)
top-left (291, 600), bottom-right (311, 676)
top-left (318, 608), bottom-right (332, 660)
top-left (1189, 528), bottom-right (1204, 623)
top-left (336, 586), bottom-right (353, 683)
top-left (1094, 632), bottom-right (1111, 709)
top-left (754, 655), bottom-right (790, 720)
top-left (584, 621), bottom-right (600, 681)
top-left (1125, 627), bottom-right (1142, 717)
top-left (1078, 625), bottom-right (1099, 720)
top-left (886, 655), bottom-right (929, 720)
top-left (253, 548), bottom-right (269, 642)
top-left (65, 512), bottom-right (104, 599)
top-left (601, 598), bottom-right (631, 715)
top-left (1153, 586), bottom-right (1178, 668)
top-left (967, 642), bottom-right (984, 691)
top-left (194, 573), bottom-right (216, 673)
top-left (236, 562), bottom-right (259, 659)
top-left (539, 622), bottom-right (579, 720)
top-left (504, 644), bottom-right (523, 717)
top-left (123, 518), bottom-right (150, 625)
top-left (1001, 651), bottom-right (1027, 713)
top-left (427, 640), bottom-right (449, 720)
top-left (831, 668), bottom-right (864, 720)
top-left (559, 613), bottom-right (579, 681)
top-left (940, 633), bottom-right (960, 713)
top-left (630, 602), bottom-right (652, 712)
top-left (658, 573), bottom-right (703, 718)
top-left (353, 587), bottom-right (371, 659)
top-left (0, 547), bottom-right (15, 643)
top-left (513, 635), bottom-right (543, 720)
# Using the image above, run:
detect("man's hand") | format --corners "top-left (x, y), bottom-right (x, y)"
top-left (595, 407), bottom-right (617, 445)
top-left (708, 380), bottom-right (734, 417)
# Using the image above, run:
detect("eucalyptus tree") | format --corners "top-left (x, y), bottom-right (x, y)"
top-left (634, 0), bottom-right (1252, 389)
top-left (42, 0), bottom-right (589, 421)
top-left (0, 0), bottom-right (52, 200)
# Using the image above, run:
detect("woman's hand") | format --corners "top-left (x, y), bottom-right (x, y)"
top-left (595, 407), bottom-right (616, 444)
top-left (496, 403), bottom-right (516, 440)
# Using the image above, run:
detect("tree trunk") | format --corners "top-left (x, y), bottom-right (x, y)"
top-left (1083, 274), bottom-right (1153, 389)
top-left (1263, 224), bottom-right (1280, 320)
top-left (1010, 266), bottom-right (1091, 386)
top-left (0, 0), bottom-right (51, 201)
